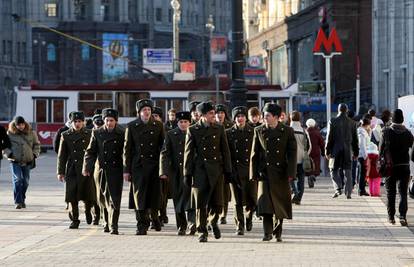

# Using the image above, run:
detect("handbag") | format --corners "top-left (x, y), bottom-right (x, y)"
top-left (21, 135), bottom-right (37, 170)
top-left (303, 153), bottom-right (314, 173)
top-left (379, 128), bottom-right (393, 177)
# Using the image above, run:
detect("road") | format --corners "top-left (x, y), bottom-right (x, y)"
top-left (0, 153), bottom-right (414, 266)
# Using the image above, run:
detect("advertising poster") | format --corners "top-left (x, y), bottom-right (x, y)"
top-left (211, 36), bottom-right (227, 62)
top-left (102, 33), bottom-right (128, 82)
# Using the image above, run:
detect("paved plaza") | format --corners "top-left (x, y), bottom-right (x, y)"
top-left (0, 153), bottom-right (414, 266)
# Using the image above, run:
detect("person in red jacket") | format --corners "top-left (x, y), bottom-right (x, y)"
top-left (305, 119), bottom-right (325, 188)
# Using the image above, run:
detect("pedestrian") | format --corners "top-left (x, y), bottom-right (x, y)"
top-left (0, 124), bottom-right (11, 174)
top-left (189, 101), bottom-right (200, 124)
top-left (215, 104), bottom-right (233, 225)
top-left (123, 99), bottom-right (165, 235)
top-left (226, 106), bottom-right (257, 235)
top-left (92, 114), bottom-right (104, 129)
top-left (380, 109), bottom-right (414, 226)
top-left (165, 108), bottom-right (177, 131)
top-left (357, 117), bottom-right (371, 196)
top-left (366, 142), bottom-right (381, 197)
top-left (248, 107), bottom-right (262, 128)
top-left (325, 104), bottom-right (359, 199)
top-left (3, 116), bottom-right (40, 209)
top-left (57, 112), bottom-right (95, 229)
top-left (305, 118), bottom-right (325, 188)
top-left (83, 109), bottom-right (125, 235)
top-left (380, 109), bottom-right (392, 128)
top-left (152, 107), bottom-right (164, 122)
top-left (160, 111), bottom-right (196, 236)
top-left (290, 111), bottom-right (311, 205)
top-left (250, 103), bottom-right (297, 242)
top-left (183, 102), bottom-right (232, 242)
top-left (368, 109), bottom-right (382, 146)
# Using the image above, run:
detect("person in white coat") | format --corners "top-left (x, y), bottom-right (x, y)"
top-left (357, 117), bottom-right (371, 196)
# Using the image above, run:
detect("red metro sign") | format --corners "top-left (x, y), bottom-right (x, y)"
top-left (313, 28), bottom-right (343, 54)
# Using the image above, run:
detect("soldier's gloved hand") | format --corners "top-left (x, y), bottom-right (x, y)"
top-left (184, 175), bottom-right (192, 187)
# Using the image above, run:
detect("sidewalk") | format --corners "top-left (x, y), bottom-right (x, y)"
top-left (0, 153), bottom-right (413, 266)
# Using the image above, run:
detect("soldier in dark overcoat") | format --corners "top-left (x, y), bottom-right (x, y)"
top-left (226, 106), bottom-right (257, 235)
top-left (189, 101), bottom-right (200, 125)
top-left (183, 102), bottom-right (232, 242)
top-left (160, 111), bottom-right (196, 235)
top-left (250, 103), bottom-right (297, 242)
top-left (123, 99), bottom-right (165, 235)
top-left (215, 104), bottom-right (233, 225)
top-left (57, 112), bottom-right (95, 229)
top-left (83, 109), bottom-right (124, 235)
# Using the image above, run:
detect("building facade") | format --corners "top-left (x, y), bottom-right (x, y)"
top-left (0, 0), bottom-right (32, 120)
top-left (246, 0), bottom-right (372, 114)
top-left (373, 0), bottom-right (414, 111)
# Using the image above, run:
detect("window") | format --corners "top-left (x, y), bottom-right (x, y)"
top-left (296, 37), bottom-right (313, 82)
top-left (47, 43), bottom-right (56, 61)
top-left (52, 99), bottom-right (64, 123)
top-left (131, 44), bottom-right (139, 61)
top-left (168, 9), bottom-right (172, 23)
top-left (17, 42), bottom-right (21, 63)
top-left (2, 40), bottom-right (6, 56)
top-left (116, 92), bottom-right (150, 117)
top-left (78, 92), bottom-right (113, 116)
top-left (271, 46), bottom-right (288, 88)
top-left (156, 8), bottom-right (162, 22)
top-left (22, 42), bottom-right (26, 63)
top-left (35, 99), bottom-right (47, 123)
top-left (81, 44), bottom-right (90, 61)
top-left (45, 3), bottom-right (57, 17)
top-left (7, 41), bottom-right (12, 63)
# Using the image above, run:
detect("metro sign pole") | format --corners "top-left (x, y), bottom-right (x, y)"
top-left (313, 27), bottom-right (343, 122)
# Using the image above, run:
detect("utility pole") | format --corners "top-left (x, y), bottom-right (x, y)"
top-left (229, 0), bottom-right (247, 109)
top-left (206, 14), bottom-right (215, 77)
top-left (171, 0), bottom-right (181, 73)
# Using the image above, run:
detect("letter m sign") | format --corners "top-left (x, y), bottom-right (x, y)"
top-left (313, 28), bottom-right (343, 54)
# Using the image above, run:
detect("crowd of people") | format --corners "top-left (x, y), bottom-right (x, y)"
top-left (1, 100), bottom-right (413, 243)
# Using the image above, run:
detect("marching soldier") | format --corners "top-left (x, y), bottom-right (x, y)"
top-left (248, 107), bottom-right (262, 128)
top-left (153, 106), bottom-right (169, 225)
top-left (250, 103), bottom-right (297, 242)
top-left (183, 102), bottom-right (232, 242)
top-left (123, 99), bottom-right (165, 235)
top-left (215, 104), bottom-right (233, 225)
top-left (164, 108), bottom-right (177, 131)
top-left (92, 114), bottom-right (104, 129)
top-left (189, 101), bottom-right (200, 124)
top-left (226, 106), bottom-right (257, 235)
top-left (160, 111), bottom-right (196, 235)
top-left (57, 112), bottom-right (95, 229)
top-left (83, 109), bottom-right (124, 235)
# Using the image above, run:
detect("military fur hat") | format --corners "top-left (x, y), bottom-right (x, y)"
top-left (136, 99), bottom-right (153, 113)
top-left (262, 103), bottom-right (282, 117)
top-left (232, 106), bottom-right (248, 121)
top-left (196, 102), bottom-right (215, 115)
top-left (215, 104), bottom-right (228, 113)
top-left (92, 114), bottom-right (103, 123)
top-left (102, 108), bottom-right (119, 121)
top-left (189, 101), bottom-right (201, 112)
top-left (69, 111), bottom-right (85, 122)
top-left (152, 107), bottom-right (163, 117)
top-left (176, 111), bottom-right (191, 122)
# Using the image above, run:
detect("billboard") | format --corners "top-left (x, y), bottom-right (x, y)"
top-left (102, 33), bottom-right (129, 82)
top-left (211, 36), bottom-right (227, 62)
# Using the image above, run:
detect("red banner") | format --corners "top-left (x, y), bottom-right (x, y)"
top-left (36, 123), bottom-right (64, 146)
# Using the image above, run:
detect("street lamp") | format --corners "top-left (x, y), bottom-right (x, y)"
top-left (33, 37), bottom-right (46, 85)
top-left (205, 14), bottom-right (215, 77)
top-left (171, 0), bottom-right (181, 73)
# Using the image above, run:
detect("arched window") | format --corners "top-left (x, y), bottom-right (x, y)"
top-left (47, 43), bottom-right (56, 61)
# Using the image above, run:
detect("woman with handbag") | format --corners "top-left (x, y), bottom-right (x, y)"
top-left (3, 116), bottom-right (40, 209)
top-left (290, 111), bottom-right (311, 205)
top-left (357, 117), bottom-right (371, 196)
top-left (380, 109), bottom-right (414, 226)
top-left (305, 118), bottom-right (325, 188)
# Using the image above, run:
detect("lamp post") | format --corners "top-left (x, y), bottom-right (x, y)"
top-left (33, 35), bottom-right (46, 85)
top-left (229, 0), bottom-right (247, 109)
top-left (205, 14), bottom-right (215, 77)
top-left (171, 0), bottom-right (181, 73)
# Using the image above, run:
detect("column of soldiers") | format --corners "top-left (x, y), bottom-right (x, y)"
top-left (56, 99), bottom-right (298, 242)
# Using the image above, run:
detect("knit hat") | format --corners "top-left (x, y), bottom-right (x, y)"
top-left (13, 116), bottom-right (25, 125)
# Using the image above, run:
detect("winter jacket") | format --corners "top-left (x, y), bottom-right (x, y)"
top-left (290, 121), bottom-right (311, 164)
top-left (380, 124), bottom-right (413, 166)
top-left (357, 127), bottom-right (370, 160)
top-left (4, 122), bottom-right (40, 164)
